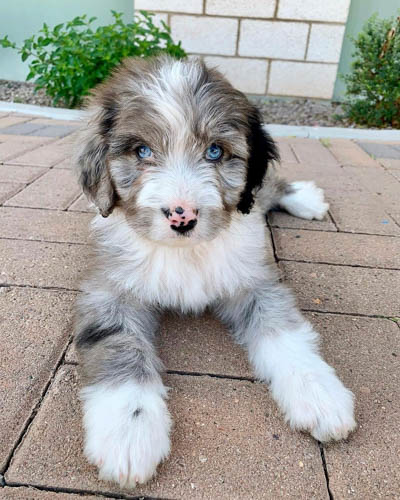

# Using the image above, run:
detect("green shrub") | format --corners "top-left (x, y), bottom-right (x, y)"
top-left (342, 13), bottom-right (400, 128)
top-left (0, 11), bottom-right (186, 108)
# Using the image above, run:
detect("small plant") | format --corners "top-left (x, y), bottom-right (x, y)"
top-left (342, 13), bottom-right (400, 128)
top-left (320, 138), bottom-right (331, 148)
top-left (0, 11), bottom-right (186, 108)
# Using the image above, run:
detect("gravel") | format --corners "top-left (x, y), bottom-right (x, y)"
top-left (256, 98), bottom-right (349, 127)
top-left (0, 79), bottom-right (349, 127)
top-left (0, 79), bottom-right (56, 108)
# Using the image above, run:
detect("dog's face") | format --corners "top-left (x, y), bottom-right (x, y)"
top-left (77, 56), bottom-right (278, 245)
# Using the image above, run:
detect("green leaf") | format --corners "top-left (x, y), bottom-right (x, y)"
top-left (10, 8), bottom-right (187, 108)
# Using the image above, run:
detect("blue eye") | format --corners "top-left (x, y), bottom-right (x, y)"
top-left (205, 144), bottom-right (223, 161)
top-left (137, 145), bottom-right (152, 159)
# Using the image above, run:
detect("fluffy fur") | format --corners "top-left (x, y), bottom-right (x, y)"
top-left (74, 56), bottom-right (355, 488)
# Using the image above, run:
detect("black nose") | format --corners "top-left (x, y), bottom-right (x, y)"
top-left (170, 219), bottom-right (197, 234)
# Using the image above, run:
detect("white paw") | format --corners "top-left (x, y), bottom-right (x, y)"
top-left (81, 381), bottom-right (172, 488)
top-left (280, 181), bottom-right (329, 220)
top-left (279, 367), bottom-right (356, 442)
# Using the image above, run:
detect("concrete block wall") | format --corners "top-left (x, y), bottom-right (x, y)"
top-left (135, 0), bottom-right (351, 99)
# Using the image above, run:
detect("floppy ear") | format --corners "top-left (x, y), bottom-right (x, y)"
top-left (237, 107), bottom-right (279, 214)
top-left (76, 106), bottom-right (117, 218)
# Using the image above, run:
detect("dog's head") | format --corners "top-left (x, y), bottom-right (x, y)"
top-left (77, 56), bottom-right (278, 244)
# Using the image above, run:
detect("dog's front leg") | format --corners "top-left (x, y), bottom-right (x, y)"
top-left (74, 290), bottom-right (171, 488)
top-left (215, 279), bottom-right (356, 442)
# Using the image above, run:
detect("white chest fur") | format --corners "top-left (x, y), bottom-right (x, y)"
top-left (91, 209), bottom-right (270, 312)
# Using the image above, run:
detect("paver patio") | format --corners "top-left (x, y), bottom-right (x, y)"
top-left (0, 112), bottom-right (399, 499)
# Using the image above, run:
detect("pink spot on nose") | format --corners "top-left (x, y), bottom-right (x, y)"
top-left (166, 203), bottom-right (198, 232)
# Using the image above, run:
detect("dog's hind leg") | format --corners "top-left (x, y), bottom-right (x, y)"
top-left (256, 166), bottom-right (329, 220)
top-left (74, 288), bottom-right (171, 488)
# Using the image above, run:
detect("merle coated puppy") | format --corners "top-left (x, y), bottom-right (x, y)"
top-left (74, 56), bottom-right (356, 488)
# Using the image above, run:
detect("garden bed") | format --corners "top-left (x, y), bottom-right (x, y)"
top-left (1, 78), bottom-right (349, 127)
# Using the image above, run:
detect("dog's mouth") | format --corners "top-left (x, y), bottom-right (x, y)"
top-left (170, 218), bottom-right (198, 235)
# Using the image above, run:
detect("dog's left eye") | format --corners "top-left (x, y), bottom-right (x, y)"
top-left (137, 145), bottom-right (153, 159)
top-left (205, 144), bottom-right (223, 161)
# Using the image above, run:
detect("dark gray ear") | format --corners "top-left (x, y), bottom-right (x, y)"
top-left (76, 118), bottom-right (116, 218)
top-left (237, 106), bottom-right (280, 214)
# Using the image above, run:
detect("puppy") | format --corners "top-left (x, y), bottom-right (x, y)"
top-left (74, 56), bottom-right (356, 488)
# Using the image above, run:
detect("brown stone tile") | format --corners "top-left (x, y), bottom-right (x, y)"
top-left (30, 118), bottom-right (83, 127)
top-left (268, 210), bottom-right (337, 232)
top-left (65, 313), bottom-right (253, 377)
top-left (0, 115), bottom-right (31, 128)
top-left (64, 343), bottom-right (78, 364)
top-left (328, 139), bottom-right (379, 167)
top-left (288, 138), bottom-right (339, 165)
top-left (53, 157), bottom-right (73, 169)
top-left (0, 182), bottom-right (24, 204)
top-left (5, 169), bottom-right (81, 210)
top-left (0, 134), bottom-right (50, 143)
top-left (0, 287), bottom-right (75, 472)
top-left (273, 228), bottom-right (400, 269)
top-left (0, 207), bottom-right (92, 244)
top-left (281, 261), bottom-right (400, 316)
top-left (7, 366), bottom-right (327, 499)
top-left (0, 164), bottom-right (47, 184)
top-left (159, 313), bottom-right (251, 378)
top-left (340, 165), bottom-right (400, 211)
top-left (0, 135), bottom-right (52, 162)
top-left (0, 239), bottom-right (89, 289)
top-left (379, 158), bottom-right (400, 170)
top-left (275, 139), bottom-right (298, 163)
top-left (6, 140), bottom-right (69, 167)
top-left (67, 193), bottom-right (96, 213)
top-left (305, 312), bottom-right (400, 500)
top-left (329, 198), bottom-right (400, 236)
top-left (387, 206), bottom-right (400, 227)
top-left (324, 166), bottom-right (400, 235)
top-left (388, 168), bottom-right (400, 182)
top-left (2, 487), bottom-right (98, 499)
top-left (277, 161), bottom-right (344, 191)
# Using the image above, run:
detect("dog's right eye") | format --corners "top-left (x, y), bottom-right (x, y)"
top-left (137, 145), bottom-right (153, 159)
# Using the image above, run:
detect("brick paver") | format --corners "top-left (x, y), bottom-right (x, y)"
top-left (0, 134), bottom-right (53, 162)
top-left (0, 207), bottom-right (91, 244)
top-left (327, 139), bottom-right (379, 167)
top-left (269, 210), bottom-right (338, 232)
top-left (308, 312), bottom-right (400, 500)
top-left (281, 261), bottom-right (400, 317)
top-left (0, 164), bottom-right (47, 184)
top-left (273, 228), bottom-right (400, 269)
top-left (0, 239), bottom-right (89, 289)
top-left (0, 122), bottom-right (48, 136)
top-left (0, 115), bottom-right (31, 128)
top-left (0, 287), bottom-right (76, 472)
top-left (357, 141), bottom-right (400, 159)
top-left (6, 140), bottom-right (69, 167)
top-left (6, 366), bottom-right (327, 499)
top-left (67, 193), bottom-right (95, 213)
top-left (0, 182), bottom-right (24, 204)
top-left (67, 313), bottom-right (253, 378)
top-left (274, 138), bottom-right (299, 163)
top-left (2, 488), bottom-right (99, 499)
top-left (329, 198), bottom-right (400, 236)
top-left (288, 138), bottom-right (339, 165)
top-left (379, 158), bottom-right (400, 170)
top-left (1, 112), bottom-right (399, 498)
top-left (5, 169), bottom-right (81, 210)
top-left (53, 157), bottom-right (73, 169)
